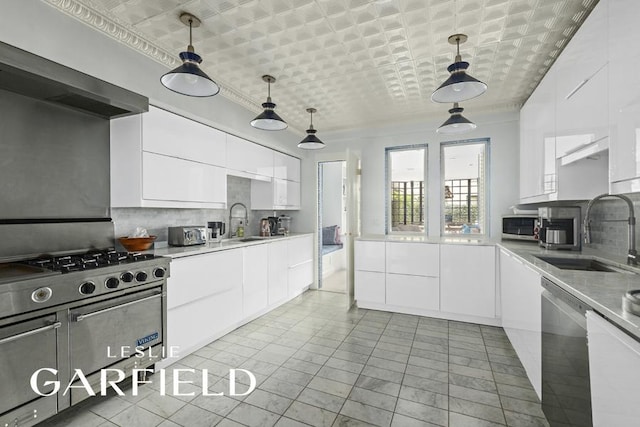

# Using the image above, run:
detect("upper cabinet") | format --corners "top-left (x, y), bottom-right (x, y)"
top-left (519, 0), bottom-right (610, 203)
top-left (227, 134), bottom-right (274, 180)
top-left (111, 106), bottom-right (227, 209)
top-left (274, 151), bottom-right (301, 181)
top-left (251, 151), bottom-right (301, 210)
top-left (608, 0), bottom-right (640, 193)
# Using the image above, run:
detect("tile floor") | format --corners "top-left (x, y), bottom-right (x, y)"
top-left (320, 270), bottom-right (347, 294)
top-left (45, 291), bottom-right (550, 427)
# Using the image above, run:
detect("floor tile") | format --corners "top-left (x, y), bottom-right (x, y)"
top-left (398, 385), bottom-right (448, 410)
top-left (136, 393), bottom-right (186, 418)
top-left (226, 402), bottom-right (280, 427)
top-left (449, 397), bottom-right (506, 425)
top-left (390, 413), bottom-right (441, 427)
top-left (259, 377), bottom-right (305, 399)
top-left (448, 384), bottom-right (501, 408)
top-left (503, 410), bottom-right (550, 427)
top-left (317, 365), bottom-right (361, 385)
top-left (394, 398), bottom-right (448, 426)
top-left (109, 405), bottom-right (165, 427)
top-left (332, 414), bottom-right (378, 426)
top-left (367, 356), bottom-right (406, 373)
top-left (500, 396), bottom-right (546, 418)
top-left (284, 401), bottom-right (338, 427)
top-left (307, 376), bottom-right (354, 398)
top-left (361, 365), bottom-right (404, 384)
top-left (190, 394), bottom-right (241, 417)
top-left (449, 412), bottom-right (504, 426)
top-left (325, 357), bottom-right (365, 374)
top-left (297, 387), bottom-right (346, 413)
top-left (340, 400), bottom-right (393, 427)
top-left (275, 417), bottom-right (314, 427)
top-left (271, 366), bottom-right (315, 387)
top-left (243, 389), bottom-right (293, 415)
top-left (348, 387), bottom-right (398, 412)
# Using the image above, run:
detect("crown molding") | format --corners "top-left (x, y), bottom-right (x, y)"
top-left (43, 0), bottom-right (263, 114)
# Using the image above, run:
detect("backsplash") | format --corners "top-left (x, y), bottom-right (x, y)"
top-left (112, 176), bottom-right (275, 242)
top-left (582, 193), bottom-right (640, 258)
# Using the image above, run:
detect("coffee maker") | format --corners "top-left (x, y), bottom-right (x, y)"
top-left (207, 221), bottom-right (226, 241)
top-left (537, 207), bottom-right (581, 250)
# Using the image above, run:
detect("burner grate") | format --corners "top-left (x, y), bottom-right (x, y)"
top-left (20, 248), bottom-right (157, 273)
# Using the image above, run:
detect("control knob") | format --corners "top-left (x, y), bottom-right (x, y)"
top-left (105, 277), bottom-right (120, 289)
top-left (135, 271), bottom-right (148, 282)
top-left (121, 271), bottom-right (134, 283)
top-left (153, 267), bottom-right (166, 278)
top-left (79, 281), bottom-right (96, 295)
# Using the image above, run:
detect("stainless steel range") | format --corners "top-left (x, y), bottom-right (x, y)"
top-left (0, 245), bottom-right (170, 427)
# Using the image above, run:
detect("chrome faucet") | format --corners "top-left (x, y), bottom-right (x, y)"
top-left (583, 193), bottom-right (637, 265)
top-left (229, 202), bottom-right (248, 237)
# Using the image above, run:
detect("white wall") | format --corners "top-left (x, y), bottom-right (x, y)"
top-left (316, 111), bottom-right (520, 239)
top-left (321, 162), bottom-right (344, 229)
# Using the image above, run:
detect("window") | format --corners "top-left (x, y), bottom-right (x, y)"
top-left (442, 140), bottom-right (489, 235)
top-left (386, 145), bottom-right (427, 233)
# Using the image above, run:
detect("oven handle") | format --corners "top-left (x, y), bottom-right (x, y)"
top-left (0, 321), bottom-right (62, 345)
top-left (72, 293), bottom-right (163, 322)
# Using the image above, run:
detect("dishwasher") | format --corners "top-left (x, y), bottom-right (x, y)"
top-left (541, 277), bottom-right (592, 427)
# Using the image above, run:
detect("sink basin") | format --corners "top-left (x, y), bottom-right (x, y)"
top-left (535, 256), bottom-right (635, 274)
top-left (238, 237), bottom-right (267, 242)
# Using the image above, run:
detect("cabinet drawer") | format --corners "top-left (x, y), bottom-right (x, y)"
top-left (288, 236), bottom-right (313, 267)
top-left (355, 241), bottom-right (385, 272)
top-left (355, 271), bottom-right (385, 304)
top-left (386, 273), bottom-right (439, 311)
top-left (386, 242), bottom-right (439, 277)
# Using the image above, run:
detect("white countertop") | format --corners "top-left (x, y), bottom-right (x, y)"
top-left (153, 233), bottom-right (313, 259)
top-left (357, 234), bottom-right (498, 246)
top-left (498, 241), bottom-right (640, 340)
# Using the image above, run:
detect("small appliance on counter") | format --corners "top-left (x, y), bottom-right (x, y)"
top-left (260, 218), bottom-right (271, 237)
top-left (538, 207), bottom-right (581, 250)
top-left (268, 215), bottom-right (292, 236)
top-left (207, 221), bottom-right (226, 241)
top-left (168, 226), bottom-right (207, 246)
top-left (501, 215), bottom-right (539, 242)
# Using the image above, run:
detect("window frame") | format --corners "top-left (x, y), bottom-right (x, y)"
top-left (385, 144), bottom-right (428, 235)
top-left (440, 138), bottom-right (491, 237)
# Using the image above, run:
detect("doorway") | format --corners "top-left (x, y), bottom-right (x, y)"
top-left (317, 161), bottom-right (347, 293)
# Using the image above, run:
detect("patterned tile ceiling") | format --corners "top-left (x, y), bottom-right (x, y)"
top-left (46, 0), bottom-right (598, 132)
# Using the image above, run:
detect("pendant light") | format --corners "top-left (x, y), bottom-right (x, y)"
top-left (437, 103), bottom-right (477, 134)
top-left (251, 75), bottom-right (288, 131)
top-left (160, 13), bottom-right (220, 97)
top-left (431, 34), bottom-right (487, 103)
top-left (298, 108), bottom-right (325, 150)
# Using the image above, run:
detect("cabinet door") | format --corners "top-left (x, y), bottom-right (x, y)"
top-left (268, 240), bottom-right (289, 305)
top-left (243, 245), bottom-right (269, 318)
top-left (386, 242), bottom-right (439, 277)
top-left (142, 152), bottom-right (226, 205)
top-left (499, 249), bottom-right (542, 399)
top-left (274, 179), bottom-right (301, 209)
top-left (227, 134), bottom-right (273, 178)
top-left (386, 273), bottom-right (439, 311)
top-left (274, 152), bottom-right (301, 181)
top-left (288, 235), bottom-right (313, 267)
top-left (354, 240), bottom-right (385, 272)
top-left (142, 106), bottom-right (227, 168)
top-left (288, 260), bottom-right (312, 297)
top-left (587, 311), bottom-right (640, 426)
top-left (440, 245), bottom-right (496, 319)
top-left (609, 0), bottom-right (640, 191)
top-left (355, 271), bottom-right (385, 304)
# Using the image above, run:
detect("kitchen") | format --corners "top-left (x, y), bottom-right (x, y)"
top-left (1, 0), bottom-right (640, 426)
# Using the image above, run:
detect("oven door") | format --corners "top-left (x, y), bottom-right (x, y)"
top-left (68, 287), bottom-right (163, 376)
top-left (0, 314), bottom-right (60, 415)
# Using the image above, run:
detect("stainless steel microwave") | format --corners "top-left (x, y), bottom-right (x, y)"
top-left (501, 215), bottom-right (539, 241)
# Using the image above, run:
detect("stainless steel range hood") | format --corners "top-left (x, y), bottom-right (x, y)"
top-left (0, 41), bottom-right (148, 118)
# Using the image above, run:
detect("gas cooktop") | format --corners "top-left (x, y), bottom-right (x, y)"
top-left (19, 248), bottom-right (157, 273)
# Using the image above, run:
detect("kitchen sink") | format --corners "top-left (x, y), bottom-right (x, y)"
top-left (238, 237), bottom-right (268, 242)
top-left (535, 256), bottom-right (636, 274)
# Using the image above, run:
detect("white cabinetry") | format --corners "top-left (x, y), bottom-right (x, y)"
top-left (111, 106), bottom-right (227, 209)
top-left (440, 245), bottom-right (496, 319)
top-left (251, 152), bottom-right (301, 210)
top-left (385, 242), bottom-right (440, 313)
top-left (354, 241), bottom-right (386, 304)
top-left (243, 244), bottom-right (269, 318)
top-left (609, 0), bottom-right (640, 193)
top-left (587, 311), bottom-right (640, 426)
top-left (165, 249), bottom-right (243, 359)
top-left (287, 235), bottom-right (313, 297)
top-left (226, 134), bottom-right (273, 180)
top-left (499, 248), bottom-right (542, 399)
top-left (268, 240), bottom-right (289, 305)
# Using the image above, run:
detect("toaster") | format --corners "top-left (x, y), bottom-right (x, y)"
top-left (168, 226), bottom-right (207, 246)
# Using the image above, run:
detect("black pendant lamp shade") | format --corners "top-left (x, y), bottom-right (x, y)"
top-left (298, 108), bottom-right (325, 150)
top-left (251, 75), bottom-right (288, 131)
top-left (160, 13), bottom-right (220, 97)
top-left (432, 34), bottom-right (487, 103)
top-left (437, 103), bottom-right (477, 134)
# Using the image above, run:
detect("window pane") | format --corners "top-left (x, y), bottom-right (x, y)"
top-left (387, 147), bottom-right (426, 233)
top-left (442, 142), bottom-right (487, 235)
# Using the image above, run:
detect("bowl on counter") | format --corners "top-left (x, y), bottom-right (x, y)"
top-left (117, 236), bottom-right (156, 252)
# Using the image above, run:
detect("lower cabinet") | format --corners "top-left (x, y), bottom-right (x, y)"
top-left (440, 245), bottom-right (496, 319)
top-left (162, 235), bottom-right (313, 367)
top-left (386, 273), bottom-right (439, 311)
top-left (243, 244), bottom-right (269, 318)
top-left (587, 311), bottom-right (640, 426)
top-left (354, 270), bottom-right (385, 304)
top-left (499, 248), bottom-right (543, 399)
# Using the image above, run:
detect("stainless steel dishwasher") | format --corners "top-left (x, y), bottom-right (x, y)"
top-left (541, 277), bottom-right (592, 427)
